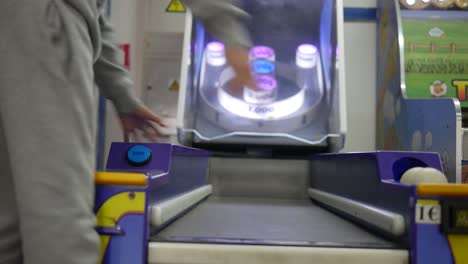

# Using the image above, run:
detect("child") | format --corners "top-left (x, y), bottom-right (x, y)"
top-left (0, 0), bottom-right (252, 263)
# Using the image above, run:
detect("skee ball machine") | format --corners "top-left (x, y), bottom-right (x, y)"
top-left (94, 1), bottom-right (468, 263)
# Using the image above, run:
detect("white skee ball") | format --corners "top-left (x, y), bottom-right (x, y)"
top-left (400, 167), bottom-right (448, 185)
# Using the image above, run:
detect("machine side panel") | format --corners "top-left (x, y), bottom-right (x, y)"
top-left (95, 144), bottom-right (210, 264)
top-left (95, 183), bottom-right (149, 264)
top-left (376, 152), bottom-right (443, 181)
top-left (376, 0), bottom-right (461, 182)
top-left (310, 152), bottom-right (414, 215)
top-left (309, 151), bottom-right (449, 246)
top-left (149, 154), bottom-right (209, 204)
top-left (310, 153), bottom-right (379, 202)
top-left (411, 197), bottom-right (459, 264)
top-left (105, 142), bottom-right (210, 204)
top-left (171, 144), bottom-right (210, 157)
top-left (400, 99), bottom-right (460, 183)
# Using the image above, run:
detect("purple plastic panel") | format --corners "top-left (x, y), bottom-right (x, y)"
top-left (376, 151), bottom-right (443, 181)
top-left (147, 171), bottom-right (170, 190)
top-left (171, 144), bottom-right (210, 157)
top-left (149, 154), bottom-right (210, 204)
top-left (106, 142), bottom-right (211, 205)
top-left (309, 151), bottom-right (443, 242)
top-left (310, 151), bottom-right (461, 264)
top-left (98, 144), bottom-right (210, 264)
top-left (311, 152), bottom-right (430, 207)
top-left (413, 223), bottom-right (453, 264)
top-left (106, 143), bottom-right (210, 172)
top-left (95, 184), bottom-right (149, 264)
top-left (102, 215), bottom-right (147, 264)
top-left (410, 197), bottom-right (454, 264)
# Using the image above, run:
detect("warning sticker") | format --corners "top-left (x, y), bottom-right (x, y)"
top-left (166, 0), bottom-right (186, 13)
top-left (168, 79), bottom-right (180, 92)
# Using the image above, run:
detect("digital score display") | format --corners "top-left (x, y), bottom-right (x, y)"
top-left (442, 201), bottom-right (468, 234)
top-left (454, 209), bottom-right (468, 228)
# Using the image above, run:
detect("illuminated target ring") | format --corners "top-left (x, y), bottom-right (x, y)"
top-left (198, 43), bottom-right (325, 133)
top-left (217, 68), bottom-right (306, 120)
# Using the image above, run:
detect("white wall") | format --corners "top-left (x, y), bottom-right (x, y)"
top-left (104, 0), bottom-right (146, 164)
top-left (145, 0), bottom-right (186, 33)
top-left (106, 0), bottom-right (378, 157)
top-left (344, 0), bottom-right (376, 8)
top-left (341, 21), bottom-right (376, 152)
top-left (341, 0), bottom-right (378, 152)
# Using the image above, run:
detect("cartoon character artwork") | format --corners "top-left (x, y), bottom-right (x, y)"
top-left (430, 80), bottom-right (448, 98)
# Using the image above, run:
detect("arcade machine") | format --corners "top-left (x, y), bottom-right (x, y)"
top-left (376, 0), bottom-right (468, 184)
top-left (95, 1), bottom-right (468, 263)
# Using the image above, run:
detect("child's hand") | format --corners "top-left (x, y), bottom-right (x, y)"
top-left (119, 105), bottom-right (167, 142)
top-left (225, 45), bottom-right (256, 94)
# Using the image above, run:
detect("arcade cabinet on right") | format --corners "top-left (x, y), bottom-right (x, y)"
top-left (376, 0), bottom-right (468, 183)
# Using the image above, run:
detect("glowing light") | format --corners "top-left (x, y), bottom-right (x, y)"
top-left (296, 44), bottom-right (318, 69)
top-left (244, 89), bottom-right (276, 104)
top-left (400, 0), bottom-right (431, 8)
top-left (205, 42), bottom-right (226, 66)
top-left (216, 67), bottom-right (304, 119)
top-left (243, 76), bottom-right (278, 104)
top-left (432, 0), bottom-right (455, 8)
top-left (250, 46), bottom-right (275, 61)
top-left (251, 60), bottom-right (276, 75)
top-left (219, 87), bottom-right (305, 120)
top-left (255, 75), bottom-right (277, 91)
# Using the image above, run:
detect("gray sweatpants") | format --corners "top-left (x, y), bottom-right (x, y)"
top-left (0, 0), bottom-right (251, 263)
top-left (0, 1), bottom-right (99, 263)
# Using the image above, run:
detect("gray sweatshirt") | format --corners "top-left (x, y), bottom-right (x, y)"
top-left (65, 0), bottom-right (251, 114)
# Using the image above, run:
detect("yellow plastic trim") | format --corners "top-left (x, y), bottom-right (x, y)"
top-left (95, 172), bottom-right (147, 186)
top-left (96, 191), bottom-right (146, 263)
top-left (416, 184), bottom-right (468, 197)
top-left (448, 235), bottom-right (468, 264)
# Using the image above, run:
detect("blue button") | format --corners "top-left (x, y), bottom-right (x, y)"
top-left (127, 145), bottom-right (152, 166)
top-left (251, 60), bottom-right (276, 74)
